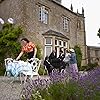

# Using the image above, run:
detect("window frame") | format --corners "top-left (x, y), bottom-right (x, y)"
top-left (45, 46), bottom-right (52, 57)
top-left (39, 6), bottom-right (48, 24)
top-left (62, 16), bottom-right (69, 32)
top-left (45, 37), bottom-right (52, 45)
top-left (59, 40), bottom-right (63, 47)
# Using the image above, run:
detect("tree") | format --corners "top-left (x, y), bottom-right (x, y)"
top-left (0, 23), bottom-right (23, 67)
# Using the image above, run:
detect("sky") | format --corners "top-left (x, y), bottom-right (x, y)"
top-left (62, 0), bottom-right (100, 47)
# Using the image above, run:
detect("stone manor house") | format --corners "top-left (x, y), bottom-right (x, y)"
top-left (0, 0), bottom-right (87, 65)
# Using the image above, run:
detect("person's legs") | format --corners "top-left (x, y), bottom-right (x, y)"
top-left (69, 64), bottom-right (78, 79)
top-left (72, 64), bottom-right (78, 73)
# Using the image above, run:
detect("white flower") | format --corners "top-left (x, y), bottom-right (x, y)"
top-left (0, 18), bottom-right (4, 24)
top-left (8, 18), bottom-right (14, 24)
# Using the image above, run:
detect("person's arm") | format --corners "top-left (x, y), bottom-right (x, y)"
top-left (16, 51), bottom-right (24, 60)
top-left (33, 47), bottom-right (37, 58)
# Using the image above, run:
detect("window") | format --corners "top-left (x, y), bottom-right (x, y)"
top-left (59, 40), bottom-right (63, 47)
top-left (59, 41), bottom-right (62, 46)
top-left (45, 46), bottom-right (52, 57)
top-left (63, 42), bottom-right (66, 47)
top-left (77, 20), bottom-right (81, 29)
top-left (62, 16), bottom-right (69, 32)
top-left (45, 37), bottom-right (52, 57)
top-left (95, 50), bottom-right (99, 57)
top-left (45, 37), bottom-right (52, 45)
top-left (39, 6), bottom-right (48, 24)
top-left (55, 40), bottom-right (58, 46)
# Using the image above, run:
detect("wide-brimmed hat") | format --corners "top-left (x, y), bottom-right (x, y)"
top-left (69, 49), bottom-right (75, 52)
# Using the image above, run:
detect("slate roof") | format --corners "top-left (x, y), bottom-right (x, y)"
top-left (42, 30), bottom-right (69, 40)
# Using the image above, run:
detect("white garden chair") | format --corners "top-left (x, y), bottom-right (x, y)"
top-left (4, 58), bottom-right (14, 77)
top-left (21, 58), bottom-right (41, 83)
top-left (4, 58), bottom-right (41, 84)
top-left (4, 58), bottom-right (22, 83)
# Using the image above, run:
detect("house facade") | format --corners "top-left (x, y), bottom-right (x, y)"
top-left (87, 46), bottom-right (100, 64)
top-left (0, 0), bottom-right (87, 65)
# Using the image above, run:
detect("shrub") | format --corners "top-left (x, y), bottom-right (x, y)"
top-left (38, 65), bottom-right (47, 75)
top-left (44, 82), bottom-right (84, 100)
top-left (36, 44), bottom-right (42, 60)
top-left (87, 63), bottom-right (98, 70)
top-left (0, 23), bottom-right (23, 75)
top-left (81, 62), bottom-right (98, 71)
top-left (0, 66), bottom-right (5, 76)
top-left (74, 45), bottom-right (82, 70)
top-left (22, 67), bottom-right (100, 100)
top-left (78, 67), bottom-right (100, 99)
top-left (80, 65), bottom-right (88, 71)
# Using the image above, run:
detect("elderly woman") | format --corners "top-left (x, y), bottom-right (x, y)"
top-left (69, 49), bottom-right (78, 79)
top-left (16, 38), bottom-right (37, 60)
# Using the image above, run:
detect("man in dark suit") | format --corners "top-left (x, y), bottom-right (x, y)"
top-left (49, 50), bottom-right (57, 63)
top-left (44, 56), bottom-right (54, 75)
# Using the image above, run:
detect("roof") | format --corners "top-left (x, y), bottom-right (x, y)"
top-left (87, 45), bottom-right (100, 49)
top-left (42, 30), bottom-right (69, 40)
top-left (50, 0), bottom-right (84, 18)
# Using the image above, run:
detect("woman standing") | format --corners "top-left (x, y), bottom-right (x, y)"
top-left (16, 38), bottom-right (37, 60)
top-left (69, 49), bottom-right (78, 79)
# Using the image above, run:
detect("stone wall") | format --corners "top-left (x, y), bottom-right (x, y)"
top-left (87, 46), bottom-right (100, 64)
top-left (0, 0), bottom-right (87, 65)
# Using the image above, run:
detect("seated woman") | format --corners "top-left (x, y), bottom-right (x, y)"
top-left (48, 50), bottom-right (65, 71)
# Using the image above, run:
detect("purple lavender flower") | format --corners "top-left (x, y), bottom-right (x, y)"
top-left (21, 67), bottom-right (100, 99)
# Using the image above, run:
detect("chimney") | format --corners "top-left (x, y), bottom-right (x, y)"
top-left (70, 3), bottom-right (73, 11)
top-left (82, 7), bottom-right (84, 15)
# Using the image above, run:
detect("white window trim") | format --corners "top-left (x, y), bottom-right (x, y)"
top-left (63, 16), bottom-right (69, 32)
top-left (45, 46), bottom-right (52, 57)
top-left (39, 6), bottom-right (48, 24)
top-left (55, 39), bottom-right (58, 46)
top-left (55, 46), bottom-right (59, 58)
top-left (66, 42), bottom-right (68, 48)
top-left (63, 41), bottom-right (66, 47)
top-left (45, 37), bottom-right (52, 45)
top-left (59, 40), bottom-right (63, 47)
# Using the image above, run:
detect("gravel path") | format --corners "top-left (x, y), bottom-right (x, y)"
top-left (0, 76), bottom-right (49, 100)
top-left (0, 76), bottom-right (23, 100)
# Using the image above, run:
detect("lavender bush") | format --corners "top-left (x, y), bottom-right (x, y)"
top-left (21, 67), bottom-right (100, 100)
top-left (78, 67), bottom-right (100, 99)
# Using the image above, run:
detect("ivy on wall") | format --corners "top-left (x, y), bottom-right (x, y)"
top-left (74, 45), bottom-right (82, 70)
